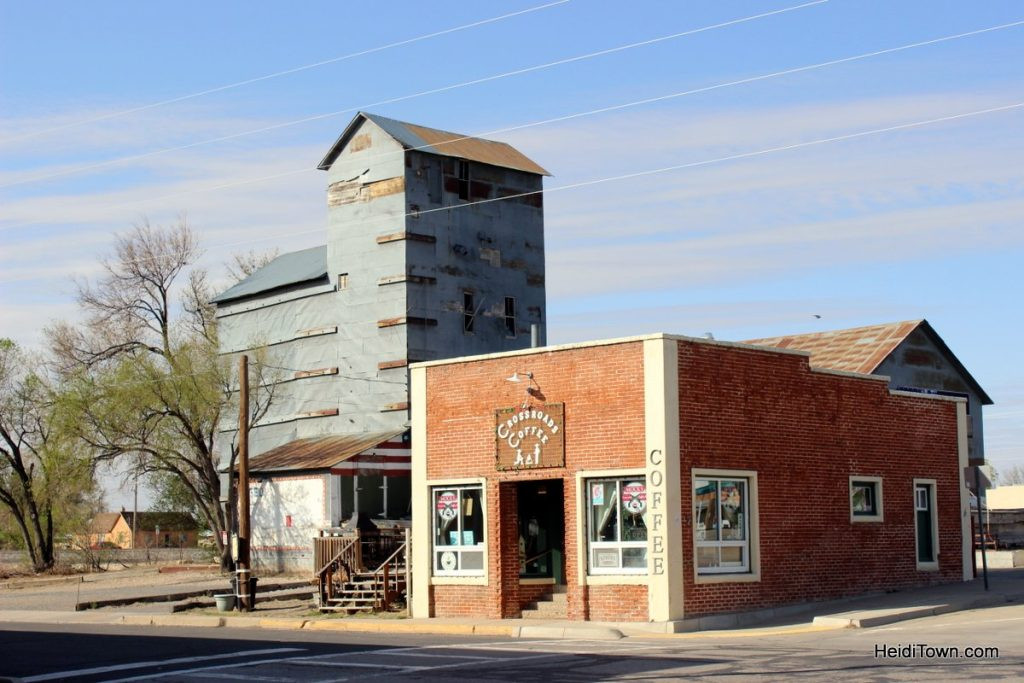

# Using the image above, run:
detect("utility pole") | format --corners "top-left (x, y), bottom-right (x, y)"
top-left (237, 354), bottom-right (252, 611)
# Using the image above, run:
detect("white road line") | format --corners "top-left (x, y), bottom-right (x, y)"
top-left (21, 648), bottom-right (305, 683)
top-left (287, 660), bottom-right (427, 671)
top-left (106, 655), bottom-right (317, 683)
top-left (177, 672), bottom-right (293, 682)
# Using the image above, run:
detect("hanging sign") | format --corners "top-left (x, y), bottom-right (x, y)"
top-left (621, 481), bottom-right (647, 514)
top-left (436, 491), bottom-right (459, 521)
top-left (495, 403), bottom-right (565, 471)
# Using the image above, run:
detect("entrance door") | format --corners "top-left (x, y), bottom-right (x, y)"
top-left (517, 480), bottom-right (564, 582)
top-left (915, 482), bottom-right (937, 566)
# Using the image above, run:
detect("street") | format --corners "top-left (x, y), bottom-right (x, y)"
top-left (1, 603), bottom-right (1020, 682)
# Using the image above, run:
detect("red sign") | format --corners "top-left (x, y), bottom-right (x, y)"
top-left (621, 482), bottom-right (647, 514)
top-left (436, 491), bottom-right (459, 521)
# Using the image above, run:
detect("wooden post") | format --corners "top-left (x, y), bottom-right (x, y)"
top-left (404, 527), bottom-right (411, 612)
top-left (237, 355), bottom-right (252, 611)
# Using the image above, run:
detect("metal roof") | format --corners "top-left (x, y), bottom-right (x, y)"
top-left (210, 245), bottom-right (327, 304)
top-left (744, 319), bottom-right (992, 404)
top-left (745, 320), bottom-right (922, 375)
top-left (318, 112), bottom-right (550, 176)
top-left (248, 429), bottom-right (408, 473)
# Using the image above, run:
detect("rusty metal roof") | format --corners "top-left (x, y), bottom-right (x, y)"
top-left (744, 319), bottom-right (991, 404)
top-left (318, 112), bottom-right (550, 176)
top-left (248, 429), bottom-right (407, 473)
top-left (745, 320), bottom-right (923, 375)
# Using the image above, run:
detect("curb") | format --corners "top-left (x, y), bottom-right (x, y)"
top-left (811, 594), bottom-right (1010, 629)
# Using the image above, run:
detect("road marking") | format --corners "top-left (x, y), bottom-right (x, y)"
top-left (177, 673), bottom-right (293, 682)
top-left (21, 648), bottom-right (304, 682)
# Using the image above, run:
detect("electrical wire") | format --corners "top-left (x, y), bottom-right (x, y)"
top-left (0, 0), bottom-right (573, 146)
top-left (2, 15), bottom-right (1019, 241)
top-left (0, 0), bottom-right (827, 189)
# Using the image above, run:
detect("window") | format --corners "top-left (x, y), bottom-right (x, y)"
top-left (504, 297), bottom-right (516, 337)
top-left (694, 476), bottom-right (750, 574)
top-left (457, 160), bottom-right (470, 200)
top-left (586, 477), bottom-right (648, 574)
top-left (432, 485), bottom-right (485, 576)
top-left (463, 291), bottom-right (475, 333)
top-left (850, 476), bottom-right (883, 522)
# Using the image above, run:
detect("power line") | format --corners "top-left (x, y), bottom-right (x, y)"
top-left (0, 0), bottom-right (827, 190)
top-left (2, 15), bottom-right (1018, 240)
top-left (1, 98), bottom-right (1019, 287)
top-left (0, 0), bottom-right (573, 146)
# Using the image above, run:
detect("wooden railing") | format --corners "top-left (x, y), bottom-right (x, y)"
top-left (367, 529), bottom-right (409, 611)
top-left (316, 536), bottom-right (359, 605)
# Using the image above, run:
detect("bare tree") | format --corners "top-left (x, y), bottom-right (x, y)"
top-left (997, 464), bottom-right (1024, 486)
top-left (225, 248), bottom-right (279, 285)
top-left (49, 219), bottom-right (277, 570)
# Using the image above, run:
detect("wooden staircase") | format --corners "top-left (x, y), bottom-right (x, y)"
top-left (316, 528), bottom-right (409, 614)
top-left (520, 584), bottom-right (568, 619)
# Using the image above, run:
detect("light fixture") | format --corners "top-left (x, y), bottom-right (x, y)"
top-left (506, 370), bottom-right (533, 383)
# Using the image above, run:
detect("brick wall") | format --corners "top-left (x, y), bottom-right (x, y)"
top-left (676, 340), bottom-right (963, 617)
top-left (425, 342), bottom-right (648, 620)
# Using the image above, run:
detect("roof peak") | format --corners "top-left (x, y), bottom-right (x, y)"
top-left (317, 111), bottom-right (550, 175)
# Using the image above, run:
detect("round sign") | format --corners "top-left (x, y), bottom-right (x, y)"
top-left (436, 491), bottom-right (459, 521)
top-left (621, 482), bottom-right (647, 514)
top-left (440, 551), bottom-right (457, 571)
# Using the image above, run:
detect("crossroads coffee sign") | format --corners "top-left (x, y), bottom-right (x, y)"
top-left (495, 403), bottom-right (565, 471)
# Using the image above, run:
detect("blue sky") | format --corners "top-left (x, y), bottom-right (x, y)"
top-left (1, 0), bottom-right (1022, 506)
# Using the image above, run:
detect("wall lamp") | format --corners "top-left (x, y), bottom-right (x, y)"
top-left (506, 370), bottom-right (533, 383)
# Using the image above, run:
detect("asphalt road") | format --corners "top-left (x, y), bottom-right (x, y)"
top-left (1, 603), bottom-right (1021, 682)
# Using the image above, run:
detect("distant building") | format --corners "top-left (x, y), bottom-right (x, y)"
top-left (745, 320), bottom-right (992, 467)
top-left (211, 113), bottom-right (549, 569)
top-left (86, 511), bottom-right (199, 549)
top-left (983, 484), bottom-right (1024, 548)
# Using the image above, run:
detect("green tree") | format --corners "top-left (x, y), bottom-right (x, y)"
top-left (49, 220), bottom-right (276, 569)
top-left (0, 339), bottom-right (100, 571)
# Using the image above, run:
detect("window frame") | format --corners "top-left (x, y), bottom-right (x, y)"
top-left (692, 468), bottom-right (760, 583)
top-left (504, 296), bottom-right (517, 338)
top-left (584, 476), bottom-right (649, 576)
top-left (456, 159), bottom-right (470, 201)
top-left (850, 475), bottom-right (884, 522)
top-left (463, 291), bottom-right (475, 334)
top-left (913, 478), bottom-right (939, 571)
top-left (430, 483), bottom-right (486, 578)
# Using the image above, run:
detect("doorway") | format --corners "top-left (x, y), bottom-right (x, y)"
top-left (914, 481), bottom-right (938, 568)
top-left (517, 479), bottom-right (564, 582)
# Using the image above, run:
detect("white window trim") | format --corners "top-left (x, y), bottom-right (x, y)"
top-left (692, 468), bottom-right (761, 584)
top-left (575, 468), bottom-right (651, 586)
top-left (427, 477), bottom-right (488, 585)
top-left (913, 478), bottom-right (940, 572)
top-left (850, 475), bottom-right (884, 523)
top-left (585, 476), bottom-right (649, 576)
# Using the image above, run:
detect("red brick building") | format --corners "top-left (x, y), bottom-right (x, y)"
top-left (409, 334), bottom-right (972, 629)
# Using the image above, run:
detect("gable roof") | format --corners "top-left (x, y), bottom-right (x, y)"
top-left (248, 429), bottom-right (407, 473)
top-left (89, 512), bottom-right (121, 535)
top-left (318, 112), bottom-right (550, 176)
top-left (210, 245), bottom-right (327, 305)
top-left (744, 319), bottom-right (992, 404)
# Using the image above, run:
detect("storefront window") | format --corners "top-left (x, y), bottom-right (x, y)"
top-left (432, 485), bottom-right (485, 576)
top-left (694, 477), bottom-right (749, 574)
top-left (586, 477), bottom-right (648, 574)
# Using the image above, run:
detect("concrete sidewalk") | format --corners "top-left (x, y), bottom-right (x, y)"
top-left (1, 568), bottom-right (1020, 641)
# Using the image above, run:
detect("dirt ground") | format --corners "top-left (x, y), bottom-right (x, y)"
top-left (0, 563), bottom-right (309, 614)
